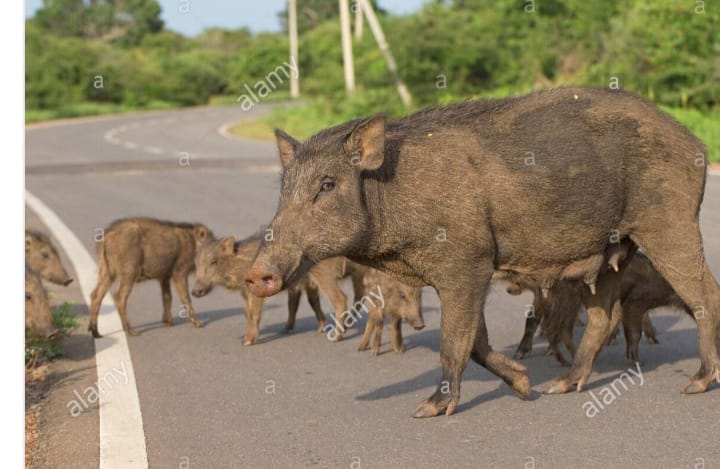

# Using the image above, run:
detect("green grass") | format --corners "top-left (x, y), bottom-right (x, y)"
top-left (230, 93), bottom-right (719, 163)
top-left (25, 302), bottom-right (78, 366)
top-left (25, 101), bottom-right (177, 123)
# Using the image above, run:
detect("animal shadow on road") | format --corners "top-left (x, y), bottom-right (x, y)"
top-left (356, 313), bottom-right (709, 412)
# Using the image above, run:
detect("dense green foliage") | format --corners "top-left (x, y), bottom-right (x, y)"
top-left (27, 0), bottom-right (718, 135)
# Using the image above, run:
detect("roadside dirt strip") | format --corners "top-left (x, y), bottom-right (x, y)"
top-left (26, 190), bottom-right (148, 469)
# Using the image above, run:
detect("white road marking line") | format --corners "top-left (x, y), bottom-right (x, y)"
top-left (25, 190), bottom-right (148, 469)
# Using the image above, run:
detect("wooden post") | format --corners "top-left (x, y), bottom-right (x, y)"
top-left (361, 0), bottom-right (412, 107)
top-left (339, 0), bottom-right (356, 93)
top-left (288, 0), bottom-right (299, 98)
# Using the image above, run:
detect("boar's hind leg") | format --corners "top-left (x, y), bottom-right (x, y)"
top-left (161, 277), bottom-right (173, 326)
top-left (305, 284), bottom-right (327, 332)
top-left (113, 278), bottom-right (137, 336)
top-left (89, 275), bottom-right (113, 338)
top-left (172, 272), bottom-right (202, 328)
top-left (633, 229), bottom-right (720, 394)
top-left (545, 270), bottom-right (623, 394)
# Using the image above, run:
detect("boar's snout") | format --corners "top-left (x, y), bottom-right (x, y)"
top-left (244, 267), bottom-right (282, 297)
top-left (411, 317), bottom-right (425, 331)
top-left (191, 282), bottom-right (211, 297)
top-left (63, 277), bottom-right (74, 286)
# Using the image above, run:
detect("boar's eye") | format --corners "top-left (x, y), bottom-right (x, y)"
top-left (26, 293), bottom-right (32, 301)
top-left (314, 178), bottom-right (335, 202)
top-left (42, 251), bottom-right (50, 259)
top-left (210, 258), bottom-right (218, 266)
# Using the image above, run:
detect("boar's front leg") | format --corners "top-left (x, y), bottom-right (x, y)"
top-left (173, 272), bottom-right (202, 328)
top-left (413, 265), bottom-right (528, 417)
top-left (545, 269), bottom-right (623, 394)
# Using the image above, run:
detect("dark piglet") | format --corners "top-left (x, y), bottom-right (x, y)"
top-left (245, 88), bottom-right (719, 417)
top-left (26, 266), bottom-right (59, 339)
top-left (357, 269), bottom-right (424, 356)
top-left (88, 218), bottom-right (213, 337)
top-left (25, 230), bottom-right (73, 286)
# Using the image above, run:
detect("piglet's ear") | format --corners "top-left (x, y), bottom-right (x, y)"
top-left (275, 129), bottom-right (300, 170)
top-left (220, 236), bottom-right (235, 255)
top-left (346, 114), bottom-right (386, 171)
top-left (194, 225), bottom-right (211, 245)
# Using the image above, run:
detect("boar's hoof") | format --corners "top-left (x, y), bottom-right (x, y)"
top-left (513, 344), bottom-right (532, 360)
top-left (126, 327), bottom-right (138, 337)
top-left (371, 348), bottom-right (379, 357)
top-left (316, 322), bottom-right (326, 333)
top-left (411, 394), bottom-right (457, 418)
top-left (190, 318), bottom-right (203, 328)
top-left (88, 324), bottom-right (103, 339)
top-left (283, 324), bottom-right (294, 334)
top-left (647, 336), bottom-right (660, 345)
top-left (682, 367), bottom-right (720, 394)
top-left (544, 379), bottom-right (574, 394)
top-left (163, 318), bottom-right (173, 327)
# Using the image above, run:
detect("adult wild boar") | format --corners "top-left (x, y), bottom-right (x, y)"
top-left (88, 218), bottom-right (213, 337)
top-left (357, 268), bottom-right (424, 356)
top-left (25, 230), bottom-right (73, 286)
top-left (245, 88), bottom-right (719, 417)
top-left (25, 266), bottom-right (59, 338)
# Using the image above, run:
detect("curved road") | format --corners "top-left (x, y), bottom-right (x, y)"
top-left (26, 104), bottom-right (720, 469)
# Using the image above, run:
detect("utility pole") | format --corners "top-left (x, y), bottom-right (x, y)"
top-left (339, 0), bottom-right (356, 93)
top-left (288, 0), bottom-right (299, 98)
top-left (361, 0), bottom-right (412, 107)
top-left (354, 0), bottom-right (364, 41)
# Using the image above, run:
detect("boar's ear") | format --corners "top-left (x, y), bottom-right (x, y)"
top-left (194, 225), bottom-right (211, 245)
top-left (346, 114), bottom-right (386, 171)
top-left (275, 129), bottom-right (299, 170)
top-left (220, 236), bottom-right (235, 255)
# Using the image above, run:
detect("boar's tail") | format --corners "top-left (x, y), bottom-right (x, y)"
top-left (96, 241), bottom-right (114, 282)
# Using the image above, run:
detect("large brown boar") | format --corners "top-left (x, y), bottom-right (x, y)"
top-left (192, 235), bottom-right (363, 345)
top-left (25, 266), bottom-right (59, 338)
top-left (357, 268), bottom-right (424, 356)
top-left (25, 230), bottom-right (73, 286)
top-left (88, 218), bottom-right (213, 338)
top-left (245, 88), bottom-right (719, 417)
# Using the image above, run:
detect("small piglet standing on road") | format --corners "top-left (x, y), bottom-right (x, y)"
top-left (358, 269), bottom-right (424, 356)
top-left (26, 230), bottom-right (73, 286)
top-left (25, 266), bottom-right (59, 339)
top-left (193, 234), bottom-right (362, 345)
top-left (88, 218), bottom-right (213, 337)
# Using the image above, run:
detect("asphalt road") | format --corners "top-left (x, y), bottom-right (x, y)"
top-left (26, 104), bottom-right (720, 469)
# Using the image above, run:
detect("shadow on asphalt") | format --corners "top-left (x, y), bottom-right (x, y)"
top-left (355, 311), bottom-right (708, 412)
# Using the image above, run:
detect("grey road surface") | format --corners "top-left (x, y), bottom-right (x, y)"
top-left (26, 104), bottom-right (720, 469)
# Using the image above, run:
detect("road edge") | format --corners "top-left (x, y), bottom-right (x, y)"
top-left (25, 191), bottom-right (149, 469)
